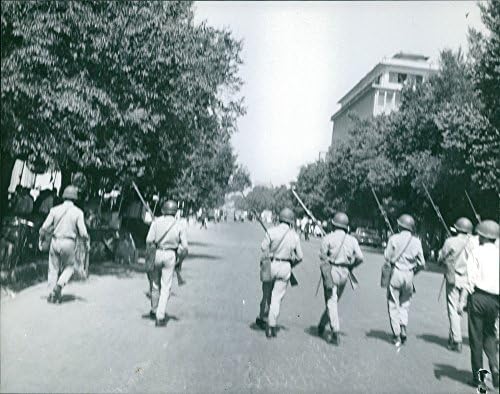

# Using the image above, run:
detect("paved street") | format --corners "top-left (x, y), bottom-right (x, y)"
top-left (0, 221), bottom-right (483, 393)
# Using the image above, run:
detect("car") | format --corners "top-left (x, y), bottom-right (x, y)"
top-left (353, 227), bottom-right (384, 248)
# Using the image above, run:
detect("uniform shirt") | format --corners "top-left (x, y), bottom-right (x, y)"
top-left (384, 230), bottom-right (425, 271)
top-left (40, 200), bottom-right (88, 240)
top-left (320, 229), bottom-right (363, 266)
top-left (146, 215), bottom-right (188, 253)
top-left (466, 242), bottom-right (499, 295)
top-left (261, 223), bottom-right (303, 262)
top-left (438, 233), bottom-right (478, 287)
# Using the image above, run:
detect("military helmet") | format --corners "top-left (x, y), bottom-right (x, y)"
top-left (332, 212), bottom-right (349, 230)
top-left (279, 208), bottom-right (295, 225)
top-left (161, 200), bottom-right (178, 215)
top-left (454, 217), bottom-right (473, 234)
top-left (475, 220), bottom-right (499, 240)
top-left (397, 214), bottom-right (415, 232)
top-left (62, 185), bottom-right (79, 201)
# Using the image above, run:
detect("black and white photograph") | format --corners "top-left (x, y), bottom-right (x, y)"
top-left (0, 1), bottom-right (499, 393)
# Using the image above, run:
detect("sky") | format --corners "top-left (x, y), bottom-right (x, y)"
top-left (194, 1), bottom-right (486, 187)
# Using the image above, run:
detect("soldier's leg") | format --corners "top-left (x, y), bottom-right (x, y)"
top-left (268, 278), bottom-right (288, 328)
top-left (56, 240), bottom-right (76, 289)
top-left (446, 284), bottom-right (462, 344)
top-left (156, 258), bottom-right (175, 321)
top-left (259, 281), bottom-right (273, 320)
top-left (387, 284), bottom-right (401, 338)
top-left (150, 267), bottom-right (162, 314)
top-left (468, 293), bottom-right (484, 379)
top-left (318, 286), bottom-right (332, 333)
top-left (47, 243), bottom-right (60, 293)
top-left (398, 276), bottom-right (413, 328)
top-left (482, 297), bottom-right (499, 378)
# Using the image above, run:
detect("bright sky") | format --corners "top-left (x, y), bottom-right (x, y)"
top-left (194, 1), bottom-right (485, 186)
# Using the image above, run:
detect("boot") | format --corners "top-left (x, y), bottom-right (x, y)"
top-left (149, 311), bottom-right (156, 320)
top-left (47, 292), bottom-right (56, 303)
top-left (317, 324), bottom-right (325, 338)
top-left (400, 325), bottom-right (407, 344)
top-left (329, 332), bottom-right (340, 346)
top-left (265, 325), bottom-right (272, 338)
top-left (155, 318), bottom-right (167, 327)
top-left (53, 285), bottom-right (62, 304)
top-left (453, 342), bottom-right (462, 353)
top-left (255, 317), bottom-right (267, 330)
top-left (393, 335), bottom-right (402, 347)
top-left (271, 327), bottom-right (277, 337)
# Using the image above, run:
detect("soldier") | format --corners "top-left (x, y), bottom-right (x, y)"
top-left (261, 208), bottom-right (303, 338)
top-left (39, 185), bottom-right (89, 303)
top-left (384, 214), bottom-right (425, 347)
top-left (146, 200), bottom-right (188, 327)
top-left (437, 217), bottom-right (477, 353)
top-left (465, 220), bottom-right (499, 389)
top-left (317, 212), bottom-right (363, 345)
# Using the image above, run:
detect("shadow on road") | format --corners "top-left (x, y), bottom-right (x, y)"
top-left (248, 322), bottom-right (288, 332)
top-left (186, 253), bottom-right (221, 261)
top-left (434, 363), bottom-right (471, 386)
top-left (425, 262), bottom-right (446, 275)
top-left (90, 262), bottom-right (144, 277)
top-left (365, 329), bottom-right (393, 344)
top-left (189, 241), bottom-right (212, 247)
top-left (417, 333), bottom-right (469, 348)
top-left (304, 325), bottom-right (322, 338)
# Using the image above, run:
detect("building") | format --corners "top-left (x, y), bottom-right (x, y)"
top-left (330, 52), bottom-right (439, 145)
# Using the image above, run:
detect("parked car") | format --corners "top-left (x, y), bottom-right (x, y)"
top-left (353, 227), bottom-right (384, 248)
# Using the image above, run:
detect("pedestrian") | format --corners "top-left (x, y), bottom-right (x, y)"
top-left (146, 200), bottom-right (188, 327)
top-left (260, 208), bottom-right (303, 338)
top-left (317, 212), bottom-right (363, 345)
top-left (384, 214), bottom-right (425, 347)
top-left (39, 185), bottom-right (89, 303)
top-left (437, 217), bottom-right (477, 353)
top-left (465, 220), bottom-right (499, 389)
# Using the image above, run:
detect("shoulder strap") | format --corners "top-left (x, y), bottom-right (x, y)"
top-left (154, 219), bottom-right (177, 247)
top-left (391, 234), bottom-right (413, 265)
top-left (329, 232), bottom-right (347, 263)
top-left (271, 228), bottom-right (290, 255)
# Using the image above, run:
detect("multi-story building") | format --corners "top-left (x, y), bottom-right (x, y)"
top-left (330, 52), bottom-right (438, 145)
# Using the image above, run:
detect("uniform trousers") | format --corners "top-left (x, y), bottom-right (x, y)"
top-left (48, 238), bottom-right (76, 292)
top-left (268, 261), bottom-right (291, 327)
top-left (318, 266), bottom-right (349, 332)
top-left (446, 282), bottom-right (468, 343)
top-left (151, 250), bottom-right (176, 320)
top-left (468, 289), bottom-right (499, 377)
top-left (259, 281), bottom-right (274, 321)
top-left (387, 268), bottom-right (414, 337)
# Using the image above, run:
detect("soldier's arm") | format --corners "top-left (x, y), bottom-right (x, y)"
top-left (414, 239), bottom-right (426, 273)
top-left (177, 227), bottom-right (189, 263)
top-left (384, 236), bottom-right (395, 262)
top-left (319, 237), bottom-right (329, 262)
top-left (352, 239), bottom-right (364, 268)
top-left (145, 221), bottom-right (156, 246)
top-left (293, 235), bottom-right (303, 263)
top-left (437, 239), bottom-right (450, 264)
top-left (75, 210), bottom-right (89, 240)
top-left (39, 209), bottom-right (55, 234)
top-left (261, 232), bottom-right (271, 254)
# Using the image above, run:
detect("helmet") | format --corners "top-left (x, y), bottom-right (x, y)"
top-left (62, 185), bottom-right (79, 201)
top-left (332, 212), bottom-right (349, 230)
top-left (475, 220), bottom-right (499, 240)
top-left (397, 214), bottom-right (415, 232)
top-left (161, 200), bottom-right (177, 215)
top-left (279, 208), bottom-right (295, 225)
top-left (454, 217), bottom-right (473, 234)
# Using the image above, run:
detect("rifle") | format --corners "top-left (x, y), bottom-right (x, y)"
top-left (422, 184), bottom-right (451, 301)
top-left (132, 181), bottom-right (185, 286)
top-left (249, 200), bottom-right (299, 287)
top-left (370, 185), bottom-right (394, 235)
top-left (465, 190), bottom-right (481, 223)
top-left (290, 188), bottom-right (359, 291)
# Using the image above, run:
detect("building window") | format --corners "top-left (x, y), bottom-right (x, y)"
top-left (397, 73), bottom-right (407, 83)
top-left (389, 72), bottom-right (398, 83)
top-left (378, 91), bottom-right (385, 105)
top-left (374, 74), bottom-right (381, 84)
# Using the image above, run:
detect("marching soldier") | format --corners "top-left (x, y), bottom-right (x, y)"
top-left (384, 214), bottom-right (425, 347)
top-left (465, 220), bottom-right (499, 389)
top-left (437, 217), bottom-right (477, 353)
top-left (261, 208), bottom-right (303, 338)
top-left (39, 185), bottom-right (89, 303)
top-left (146, 200), bottom-right (188, 327)
top-left (317, 212), bottom-right (363, 345)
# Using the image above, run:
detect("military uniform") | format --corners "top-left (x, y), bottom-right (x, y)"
top-left (146, 209), bottom-right (188, 324)
top-left (384, 227), bottom-right (425, 343)
top-left (261, 218), bottom-right (303, 337)
top-left (465, 220), bottom-right (499, 388)
top-left (438, 224), bottom-right (477, 350)
top-left (318, 228), bottom-right (363, 340)
top-left (40, 188), bottom-right (88, 302)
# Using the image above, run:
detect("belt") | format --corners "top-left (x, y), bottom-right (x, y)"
top-left (53, 235), bottom-right (76, 241)
top-left (157, 246), bottom-right (177, 251)
top-left (272, 258), bottom-right (291, 262)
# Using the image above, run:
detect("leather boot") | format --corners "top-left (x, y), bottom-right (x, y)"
top-left (53, 285), bottom-right (62, 304)
top-left (265, 325), bottom-right (272, 338)
top-left (255, 317), bottom-right (266, 330)
top-left (329, 332), bottom-right (340, 346)
top-left (400, 325), bottom-right (407, 344)
top-left (271, 327), bottom-right (277, 337)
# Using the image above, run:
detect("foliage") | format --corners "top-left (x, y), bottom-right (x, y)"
top-left (1, 1), bottom-right (245, 208)
top-left (228, 164), bottom-right (252, 193)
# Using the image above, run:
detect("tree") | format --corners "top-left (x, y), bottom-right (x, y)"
top-left (228, 164), bottom-right (252, 193)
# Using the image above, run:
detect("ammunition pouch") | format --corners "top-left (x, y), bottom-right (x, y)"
top-left (260, 256), bottom-right (272, 282)
top-left (320, 262), bottom-right (334, 290)
top-left (380, 262), bottom-right (393, 288)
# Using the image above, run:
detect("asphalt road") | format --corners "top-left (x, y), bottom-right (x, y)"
top-left (0, 221), bottom-right (487, 393)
